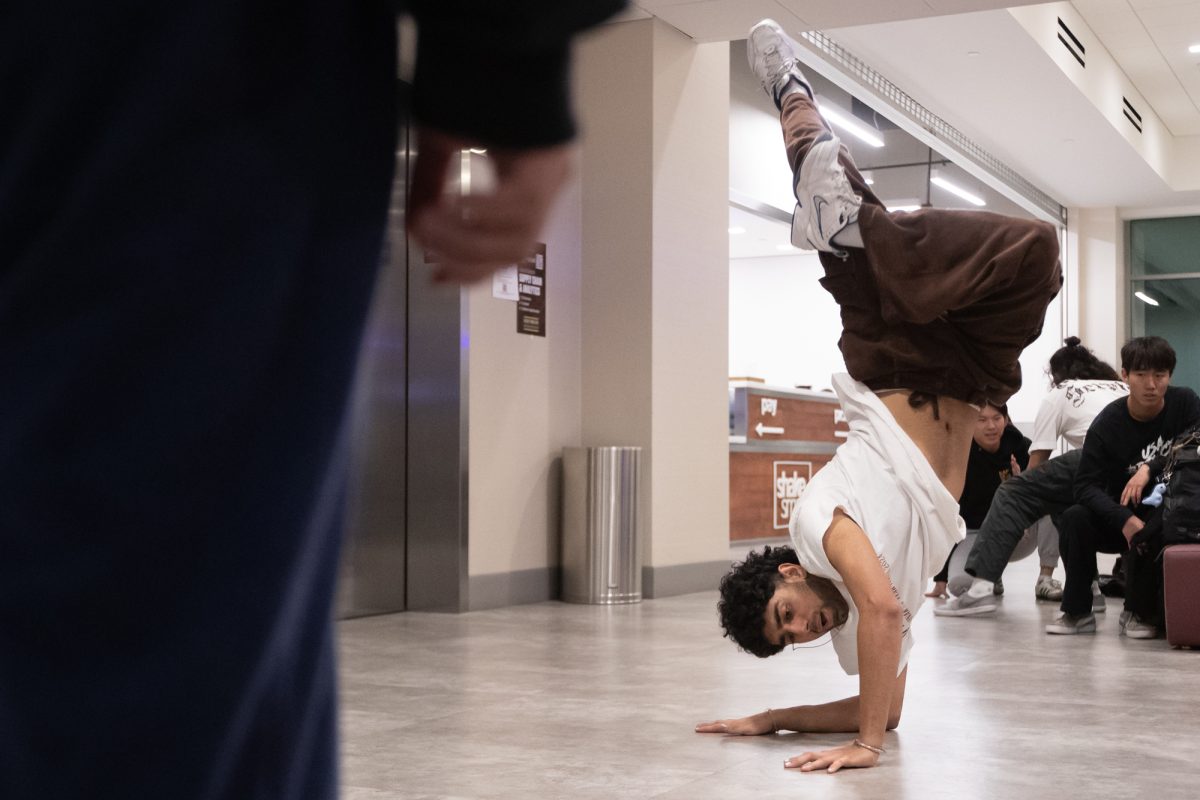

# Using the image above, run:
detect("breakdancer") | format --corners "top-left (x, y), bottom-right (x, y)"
top-left (695, 20), bottom-right (1061, 773)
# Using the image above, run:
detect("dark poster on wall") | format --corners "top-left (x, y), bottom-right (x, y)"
top-left (516, 243), bottom-right (546, 337)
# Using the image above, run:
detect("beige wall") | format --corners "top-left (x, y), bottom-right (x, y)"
top-left (465, 19), bottom-right (731, 596)
top-left (466, 161), bottom-right (584, 579)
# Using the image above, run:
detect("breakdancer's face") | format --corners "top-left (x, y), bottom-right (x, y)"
top-left (762, 563), bottom-right (850, 647)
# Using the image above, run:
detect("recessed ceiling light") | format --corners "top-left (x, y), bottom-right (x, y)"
top-left (931, 175), bottom-right (986, 207)
top-left (728, 226), bottom-right (746, 235)
top-left (775, 243), bottom-right (797, 251)
top-left (1134, 290), bottom-right (1160, 307)
top-left (1189, 43), bottom-right (1200, 54)
top-left (966, 50), bottom-right (981, 58)
top-left (886, 204), bottom-right (921, 213)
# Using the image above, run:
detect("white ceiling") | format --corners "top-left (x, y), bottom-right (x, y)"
top-left (1075, 0), bottom-right (1200, 137)
top-left (625, 0), bottom-right (1200, 212)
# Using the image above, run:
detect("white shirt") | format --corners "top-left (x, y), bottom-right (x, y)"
top-left (789, 374), bottom-right (964, 676)
top-left (1029, 379), bottom-right (1129, 452)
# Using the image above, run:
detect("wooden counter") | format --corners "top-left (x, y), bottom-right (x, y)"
top-left (729, 382), bottom-right (848, 542)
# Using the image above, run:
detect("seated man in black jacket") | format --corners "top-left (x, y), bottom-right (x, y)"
top-left (1047, 336), bottom-right (1200, 636)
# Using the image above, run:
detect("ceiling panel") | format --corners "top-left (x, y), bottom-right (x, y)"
top-left (927, 0), bottom-right (1055, 12)
top-left (649, 0), bottom-right (806, 43)
top-left (827, 10), bottom-right (1188, 207)
top-left (1073, 1), bottom-right (1200, 139)
top-left (1136, 4), bottom-right (1200, 26)
top-left (623, 0), bottom-right (1200, 208)
top-left (775, 0), bottom-right (935, 29)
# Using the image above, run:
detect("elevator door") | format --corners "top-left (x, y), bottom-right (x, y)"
top-left (336, 84), bottom-right (412, 618)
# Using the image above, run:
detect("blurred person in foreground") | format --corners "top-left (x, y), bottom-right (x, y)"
top-left (0, 2), bottom-right (623, 798)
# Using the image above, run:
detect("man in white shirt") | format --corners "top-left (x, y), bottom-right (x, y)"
top-left (937, 338), bottom-right (1127, 616)
top-left (694, 20), bottom-right (1060, 774)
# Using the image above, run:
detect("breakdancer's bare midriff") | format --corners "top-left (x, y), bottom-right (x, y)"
top-left (875, 390), bottom-right (978, 501)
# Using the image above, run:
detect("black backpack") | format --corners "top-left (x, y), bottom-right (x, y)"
top-left (1162, 426), bottom-right (1200, 546)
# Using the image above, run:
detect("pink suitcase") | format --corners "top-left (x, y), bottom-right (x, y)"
top-left (1163, 544), bottom-right (1200, 648)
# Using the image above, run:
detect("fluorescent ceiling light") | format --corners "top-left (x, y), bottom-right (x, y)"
top-left (1134, 290), bottom-right (1160, 307)
top-left (1190, 44), bottom-right (1200, 54)
top-left (728, 226), bottom-right (746, 235)
top-left (930, 175), bottom-right (986, 207)
top-left (775, 243), bottom-right (798, 251)
top-left (817, 103), bottom-right (884, 148)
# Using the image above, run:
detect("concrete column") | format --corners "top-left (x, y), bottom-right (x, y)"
top-left (1070, 207), bottom-right (1125, 367)
top-left (577, 19), bottom-right (731, 597)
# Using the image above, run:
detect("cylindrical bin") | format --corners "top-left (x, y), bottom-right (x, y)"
top-left (561, 446), bottom-right (643, 604)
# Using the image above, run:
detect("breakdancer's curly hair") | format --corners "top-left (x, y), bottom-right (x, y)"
top-left (718, 545), bottom-right (800, 658)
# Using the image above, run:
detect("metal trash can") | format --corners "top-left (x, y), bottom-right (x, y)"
top-left (561, 446), bottom-right (643, 604)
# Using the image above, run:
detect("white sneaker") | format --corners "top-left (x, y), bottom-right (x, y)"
top-left (1035, 576), bottom-right (1063, 602)
top-left (1091, 580), bottom-right (1106, 613)
top-left (1119, 610), bottom-right (1159, 639)
top-left (790, 136), bottom-right (862, 255)
top-left (746, 20), bottom-right (814, 108)
top-left (934, 590), bottom-right (999, 617)
top-left (1045, 613), bottom-right (1096, 635)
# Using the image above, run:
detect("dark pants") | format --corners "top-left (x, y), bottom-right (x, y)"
top-left (779, 93), bottom-right (1062, 407)
top-left (1058, 504), bottom-right (1164, 619)
top-left (966, 450), bottom-right (1080, 582)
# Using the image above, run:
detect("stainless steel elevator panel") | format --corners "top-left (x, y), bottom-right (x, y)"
top-left (336, 88), bottom-right (412, 618)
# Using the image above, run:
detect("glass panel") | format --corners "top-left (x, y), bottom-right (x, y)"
top-left (1130, 279), bottom-right (1200, 394)
top-left (1129, 217), bottom-right (1200, 277)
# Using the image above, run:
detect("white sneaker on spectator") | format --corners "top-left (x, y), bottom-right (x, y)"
top-left (934, 591), bottom-right (998, 617)
top-left (1091, 580), bottom-right (1106, 613)
top-left (935, 579), bottom-right (999, 616)
top-left (1119, 610), bottom-right (1159, 639)
top-left (1046, 613), bottom-right (1096, 635)
top-left (1035, 576), bottom-right (1063, 602)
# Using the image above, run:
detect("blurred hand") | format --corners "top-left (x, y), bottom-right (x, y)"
top-left (408, 126), bottom-right (571, 285)
top-left (1010, 455), bottom-right (1022, 477)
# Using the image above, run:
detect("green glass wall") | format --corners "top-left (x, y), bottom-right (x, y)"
top-left (1129, 217), bottom-right (1200, 394)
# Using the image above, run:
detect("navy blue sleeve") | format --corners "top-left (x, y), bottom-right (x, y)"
top-left (407, 0), bottom-right (626, 146)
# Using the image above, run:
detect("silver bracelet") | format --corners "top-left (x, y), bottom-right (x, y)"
top-left (766, 708), bottom-right (779, 733)
top-left (853, 738), bottom-right (885, 755)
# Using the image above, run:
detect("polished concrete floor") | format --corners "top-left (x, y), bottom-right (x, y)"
top-left (338, 555), bottom-right (1199, 799)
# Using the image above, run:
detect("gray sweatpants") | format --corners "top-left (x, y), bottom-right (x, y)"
top-left (964, 449), bottom-right (1081, 582)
